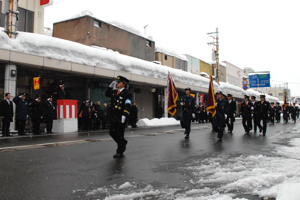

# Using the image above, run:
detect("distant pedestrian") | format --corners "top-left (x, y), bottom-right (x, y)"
top-left (180, 88), bottom-right (196, 139)
top-left (31, 95), bottom-right (43, 135)
top-left (130, 102), bottom-right (138, 128)
top-left (275, 102), bottom-right (281, 122)
top-left (257, 95), bottom-right (270, 136)
top-left (80, 100), bottom-right (91, 131)
top-left (269, 102), bottom-right (275, 124)
top-left (225, 94), bottom-right (236, 133)
top-left (250, 96), bottom-right (259, 133)
top-left (102, 103), bottom-right (109, 130)
top-left (0, 93), bottom-right (13, 137)
top-left (105, 76), bottom-right (132, 158)
top-left (95, 101), bottom-right (103, 130)
top-left (13, 93), bottom-right (30, 136)
top-left (44, 96), bottom-right (55, 134)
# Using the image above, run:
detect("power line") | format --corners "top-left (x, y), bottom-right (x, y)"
top-left (271, 80), bottom-right (300, 85)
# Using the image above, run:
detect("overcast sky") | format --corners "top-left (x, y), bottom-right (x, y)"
top-left (44, 0), bottom-right (300, 96)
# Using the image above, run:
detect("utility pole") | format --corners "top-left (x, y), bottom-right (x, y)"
top-left (207, 28), bottom-right (219, 84)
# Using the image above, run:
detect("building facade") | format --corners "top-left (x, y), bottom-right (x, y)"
top-left (211, 62), bottom-right (226, 83)
top-left (200, 60), bottom-right (213, 76)
top-left (184, 54), bottom-right (200, 75)
top-left (0, 0), bottom-right (44, 34)
top-left (53, 15), bottom-right (155, 62)
top-left (223, 61), bottom-right (244, 88)
top-left (266, 86), bottom-right (290, 102)
top-left (155, 47), bottom-right (187, 71)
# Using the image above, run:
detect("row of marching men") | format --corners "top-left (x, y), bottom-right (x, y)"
top-left (0, 93), bottom-right (56, 137)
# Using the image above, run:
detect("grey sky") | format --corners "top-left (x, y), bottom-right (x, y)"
top-left (44, 0), bottom-right (300, 96)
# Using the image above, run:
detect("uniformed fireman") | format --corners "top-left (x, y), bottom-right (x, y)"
top-left (44, 95), bottom-right (55, 134)
top-left (257, 95), bottom-right (270, 136)
top-left (225, 94), bottom-right (236, 133)
top-left (275, 102), bottom-right (281, 122)
top-left (180, 88), bottom-right (196, 139)
top-left (105, 76), bottom-right (132, 158)
top-left (269, 102), bottom-right (275, 124)
top-left (215, 91), bottom-right (228, 141)
top-left (250, 96), bottom-right (259, 133)
top-left (31, 95), bottom-right (43, 135)
top-left (241, 95), bottom-right (252, 134)
top-left (291, 103), bottom-right (297, 123)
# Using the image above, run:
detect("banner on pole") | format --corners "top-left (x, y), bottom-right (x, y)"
top-left (33, 77), bottom-right (40, 90)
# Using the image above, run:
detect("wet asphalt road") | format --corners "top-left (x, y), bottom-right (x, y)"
top-left (0, 119), bottom-right (298, 200)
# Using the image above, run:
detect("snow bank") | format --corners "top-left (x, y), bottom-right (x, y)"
top-left (0, 29), bottom-right (218, 91)
top-left (137, 118), bottom-right (180, 127)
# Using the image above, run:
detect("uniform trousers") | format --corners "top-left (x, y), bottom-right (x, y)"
top-left (32, 120), bottom-right (41, 134)
top-left (242, 116), bottom-right (251, 132)
top-left (16, 119), bottom-right (26, 135)
top-left (2, 120), bottom-right (10, 136)
top-left (258, 116), bottom-right (267, 134)
top-left (109, 121), bottom-right (127, 155)
top-left (226, 115), bottom-right (234, 131)
top-left (180, 111), bottom-right (192, 134)
top-left (216, 115), bottom-right (225, 139)
top-left (46, 119), bottom-right (53, 133)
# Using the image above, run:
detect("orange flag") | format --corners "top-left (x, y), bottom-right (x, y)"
top-left (167, 73), bottom-right (178, 116)
top-left (206, 75), bottom-right (216, 117)
top-left (33, 77), bottom-right (40, 90)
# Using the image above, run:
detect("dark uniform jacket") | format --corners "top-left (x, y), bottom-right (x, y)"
top-left (0, 99), bottom-right (13, 122)
top-left (105, 87), bottom-right (132, 123)
top-left (13, 97), bottom-right (30, 121)
top-left (240, 101), bottom-right (252, 118)
top-left (57, 89), bottom-right (67, 99)
top-left (257, 101), bottom-right (270, 118)
top-left (180, 95), bottom-right (196, 113)
top-left (95, 105), bottom-right (104, 119)
top-left (31, 101), bottom-right (43, 120)
top-left (227, 100), bottom-right (236, 117)
top-left (216, 99), bottom-right (228, 116)
top-left (130, 105), bottom-right (138, 122)
top-left (81, 104), bottom-right (91, 119)
top-left (275, 105), bottom-right (282, 114)
top-left (44, 101), bottom-right (55, 120)
top-left (269, 105), bottom-right (275, 116)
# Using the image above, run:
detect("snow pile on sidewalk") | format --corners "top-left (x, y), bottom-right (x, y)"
top-left (136, 118), bottom-right (180, 127)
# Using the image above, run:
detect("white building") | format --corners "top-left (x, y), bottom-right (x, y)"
top-left (223, 61), bottom-right (244, 88)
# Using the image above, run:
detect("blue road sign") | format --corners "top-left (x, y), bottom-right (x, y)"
top-left (243, 85), bottom-right (248, 90)
top-left (249, 73), bottom-right (271, 88)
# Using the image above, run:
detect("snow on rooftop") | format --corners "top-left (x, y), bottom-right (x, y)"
top-left (0, 29), bottom-right (217, 90)
top-left (155, 46), bottom-right (188, 62)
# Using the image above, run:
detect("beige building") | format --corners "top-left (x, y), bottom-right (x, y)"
top-left (155, 47), bottom-right (187, 71)
top-left (211, 62), bottom-right (226, 83)
top-left (266, 86), bottom-right (290, 102)
top-left (0, 0), bottom-right (45, 34)
top-left (223, 61), bottom-right (245, 88)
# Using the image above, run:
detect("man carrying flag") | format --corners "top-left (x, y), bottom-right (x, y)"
top-left (167, 73), bottom-right (178, 116)
top-left (206, 75), bottom-right (217, 131)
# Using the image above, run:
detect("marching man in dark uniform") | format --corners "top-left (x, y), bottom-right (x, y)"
top-left (105, 76), bottom-right (132, 158)
top-left (283, 103), bottom-right (290, 123)
top-left (225, 94), bottom-right (236, 133)
top-left (257, 95), bottom-right (270, 136)
top-left (291, 103), bottom-right (297, 123)
top-left (240, 95), bottom-right (252, 134)
top-left (275, 102), bottom-right (281, 122)
top-left (250, 96), bottom-right (259, 133)
top-left (13, 93), bottom-right (30, 136)
top-left (215, 91), bottom-right (228, 141)
top-left (44, 96), bottom-right (55, 134)
top-left (180, 88), bottom-right (196, 139)
top-left (31, 95), bottom-right (43, 135)
top-left (0, 93), bottom-right (13, 137)
top-left (269, 102), bottom-right (275, 124)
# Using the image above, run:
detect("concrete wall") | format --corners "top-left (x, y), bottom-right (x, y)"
top-left (53, 16), bottom-right (155, 61)
top-left (132, 85), bottom-right (154, 119)
top-left (175, 59), bottom-right (187, 71)
top-left (200, 60), bottom-right (213, 75)
top-left (223, 61), bottom-right (244, 87)
top-left (212, 63), bottom-right (226, 83)
top-left (185, 54), bottom-right (200, 75)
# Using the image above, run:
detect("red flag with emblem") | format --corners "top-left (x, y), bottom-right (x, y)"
top-left (206, 75), bottom-right (216, 117)
top-left (167, 73), bottom-right (178, 116)
top-left (33, 77), bottom-right (40, 90)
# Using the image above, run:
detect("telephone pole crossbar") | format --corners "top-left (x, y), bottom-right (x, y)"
top-left (207, 28), bottom-right (219, 84)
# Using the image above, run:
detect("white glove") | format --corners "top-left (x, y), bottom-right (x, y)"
top-left (224, 114), bottom-right (227, 118)
top-left (180, 102), bottom-right (184, 106)
top-left (19, 95), bottom-right (22, 98)
top-left (215, 103), bottom-right (218, 106)
top-left (233, 113), bottom-right (236, 117)
top-left (251, 114), bottom-right (253, 117)
top-left (251, 107), bottom-right (254, 110)
top-left (26, 115), bottom-right (29, 119)
top-left (192, 113), bottom-right (195, 118)
top-left (41, 116), bottom-right (43, 119)
top-left (121, 115), bottom-right (126, 123)
top-left (109, 81), bottom-right (117, 88)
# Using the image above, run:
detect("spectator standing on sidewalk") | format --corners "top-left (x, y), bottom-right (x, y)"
top-left (13, 93), bottom-right (30, 136)
top-left (0, 93), bottom-right (13, 137)
top-left (31, 95), bottom-right (43, 135)
top-left (44, 96), bottom-right (55, 134)
top-left (102, 103), bottom-right (109, 130)
top-left (130, 102), bottom-right (138, 128)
